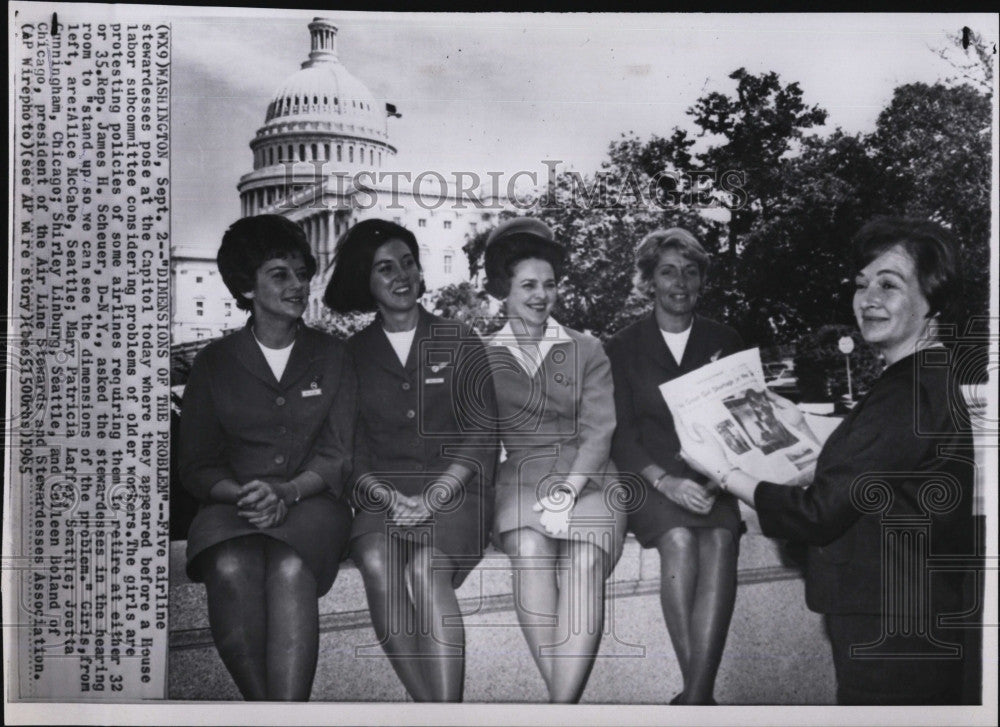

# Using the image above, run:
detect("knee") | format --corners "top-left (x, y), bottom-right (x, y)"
top-left (352, 536), bottom-right (388, 577)
top-left (405, 547), bottom-right (431, 589)
top-left (202, 541), bottom-right (263, 587)
top-left (406, 546), bottom-right (452, 593)
top-left (352, 537), bottom-right (395, 594)
top-left (267, 548), bottom-right (312, 589)
top-left (658, 527), bottom-right (696, 555)
top-left (504, 528), bottom-right (555, 561)
top-left (702, 528), bottom-right (736, 553)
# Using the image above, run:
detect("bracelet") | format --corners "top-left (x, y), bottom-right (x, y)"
top-left (285, 482), bottom-right (302, 506)
top-left (718, 468), bottom-right (738, 492)
top-left (652, 472), bottom-right (670, 492)
top-left (552, 482), bottom-right (578, 502)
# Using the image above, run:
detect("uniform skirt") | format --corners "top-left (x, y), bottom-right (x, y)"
top-left (186, 494), bottom-right (353, 596)
top-left (349, 474), bottom-right (492, 589)
top-left (627, 483), bottom-right (742, 548)
top-left (492, 447), bottom-right (627, 569)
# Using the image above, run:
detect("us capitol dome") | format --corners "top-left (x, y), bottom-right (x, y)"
top-left (236, 19), bottom-right (397, 271)
top-left (173, 18), bottom-right (503, 344)
top-left (235, 17), bottom-right (500, 324)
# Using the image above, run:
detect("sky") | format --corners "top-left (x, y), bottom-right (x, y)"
top-left (169, 10), bottom-right (998, 255)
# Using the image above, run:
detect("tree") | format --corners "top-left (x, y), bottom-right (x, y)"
top-left (426, 282), bottom-right (503, 336)
top-left (690, 68), bottom-right (828, 273)
top-left (866, 82), bottom-right (993, 330)
top-left (458, 64), bottom-right (991, 356)
top-left (735, 130), bottom-right (878, 344)
top-left (934, 27), bottom-right (994, 94)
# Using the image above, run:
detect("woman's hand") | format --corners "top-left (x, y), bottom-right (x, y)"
top-left (786, 460), bottom-right (816, 487)
top-left (389, 493), bottom-right (433, 526)
top-left (237, 480), bottom-right (287, 528)
top-left (764, 390), bottom-right (807, 432)
top-left (237, 479), bottom-right (280, 513)
top-left (677, 423), bottom-right (732, 485)
top-left (655, 474), bottom-right (716, 515)
top-left (244, 499), bottom-right (288, 529)
top-left (532, 487), bottom-right (576, 536)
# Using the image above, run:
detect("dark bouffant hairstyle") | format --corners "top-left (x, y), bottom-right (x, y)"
top-left (217, 215), bottom-right (316, 311)
top-left (483, 219), bottom-right (564, 299)
top-left (852, 217), bottom-right (962, 320)
top-left (323, 219), bottom-right (425, 313)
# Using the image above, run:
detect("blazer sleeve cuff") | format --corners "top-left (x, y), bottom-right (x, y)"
top-left (754, 481), bottom-right (794, 539)
top-left (300, 457), bottom-right (346, 497)
top-left (186, 467), bottom-right (235, 501)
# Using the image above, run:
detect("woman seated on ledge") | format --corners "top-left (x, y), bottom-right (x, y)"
top-left (179, 215), bottom-right (355, 701)
top-left (482, 218), bottom-right (626, 703)
top-left (324, 219), bottom-right (498, 702)
top-left (606, 228), bottom-right (744, 705)
top-left (677, 217), bottom-right (975, 705)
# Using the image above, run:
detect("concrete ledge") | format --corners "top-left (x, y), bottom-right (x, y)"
top-left (170, 510), bottom-right (804, 651)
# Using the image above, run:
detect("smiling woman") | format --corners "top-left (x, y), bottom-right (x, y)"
top-left (677, 218), bottom-right (975, 705)
top-left (179, 215), bottom-right (356, 701)
top-left (324, 219), bottom-right (498, 703)
top-left (606, 227), bottom-right (744, 705)
top-left (482, 217), bottom-right (625, 704)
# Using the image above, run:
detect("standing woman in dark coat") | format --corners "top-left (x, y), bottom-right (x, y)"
top-left (678, 218), bottom-right (975, 704)
top-left (179, 215), bottom-right (355, 700)
top-left (606, 228), bottom-right (743, 705)
top-left (324, 219), bottom-right (497, 702)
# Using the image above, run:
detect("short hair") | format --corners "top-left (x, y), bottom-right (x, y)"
top-left (633, 228), bottom-right (710, 295)
top-left (324, 219), bottom-right (425, 313)
top-left (484, 234), bottom-right (564, 299)
top-left (217, 215), bottom-right (316, 311)
top-left (852, 217), bottom-right (961, 319)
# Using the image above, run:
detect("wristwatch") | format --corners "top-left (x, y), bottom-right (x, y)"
top-left (284, 482), bottom-right (302, 506)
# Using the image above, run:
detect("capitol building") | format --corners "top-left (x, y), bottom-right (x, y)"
top-left (172, 18), bottom-right (504, 343)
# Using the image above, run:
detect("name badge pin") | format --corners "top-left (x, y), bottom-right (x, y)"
top-left (302, 388), bottom-right (322, 397)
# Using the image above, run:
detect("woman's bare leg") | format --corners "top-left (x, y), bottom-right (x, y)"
top-left (200, 536), bottom-right (268, 700)
top-left (405, 545), bottom-right (465, 701)
top-left (262, 539), bottom-right (319, 701)
top-left (655, 527), bottom-right (699, 697)
top-left (682, 528), bottom-right (737, 705)
top-left (547, 539), bottom-right (608, 703)
top-left (501, 528), bottom-right (560, 690)
top-left (352, 532), bottom-right (429, 701)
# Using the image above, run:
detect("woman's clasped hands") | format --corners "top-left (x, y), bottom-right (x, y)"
top-left (236, 480), bottom-right (289, 529)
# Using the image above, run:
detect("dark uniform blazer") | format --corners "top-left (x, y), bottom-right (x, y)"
top-left (607, 313), bottom-right (744, 481)
top-left (755, 352), bottom-right (974, 615)
top-left (347, 306), bottom-right (498, 530)
top-left (179, 322), bottom-right (356, 501)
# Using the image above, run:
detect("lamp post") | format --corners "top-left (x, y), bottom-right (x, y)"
top-left (838, 335), bottom-right (855, 402)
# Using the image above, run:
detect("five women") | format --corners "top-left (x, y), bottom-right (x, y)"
top-left (180, 213), bottom-right (975, 705)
